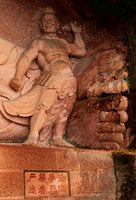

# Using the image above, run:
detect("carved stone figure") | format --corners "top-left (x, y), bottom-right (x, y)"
top-left (0, 7), bottom-right (86, 147)
top-left (0, 5), bottom-right (129, 150)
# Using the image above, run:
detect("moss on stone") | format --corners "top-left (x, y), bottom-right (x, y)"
top-left (112, 151), bottom-right (136, 200)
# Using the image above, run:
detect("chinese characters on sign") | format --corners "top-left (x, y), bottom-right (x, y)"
top-left (24, 171), bottom-right (70, 198)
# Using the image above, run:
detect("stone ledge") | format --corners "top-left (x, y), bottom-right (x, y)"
top-left (0, 196), bottom-right (116, 200)
top-left (0, 144), bottom-right (116, 200)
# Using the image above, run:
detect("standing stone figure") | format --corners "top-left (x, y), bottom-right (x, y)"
top-left (1, 7), bottom-right (86, 147)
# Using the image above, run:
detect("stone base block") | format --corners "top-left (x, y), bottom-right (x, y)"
top-left (0, 144), bottom-right (116, 200)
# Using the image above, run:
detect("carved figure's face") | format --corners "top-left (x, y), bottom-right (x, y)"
top-left (42, 14), bottom-right (60, 33)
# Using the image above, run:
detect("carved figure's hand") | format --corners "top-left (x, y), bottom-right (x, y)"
top-left (10, 77), bottom-right (22, 91)
top-left (70, 21), bottom-right (82, 33)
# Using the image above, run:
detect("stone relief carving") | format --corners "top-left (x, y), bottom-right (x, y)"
top-left (0, 6), bottom-right (129, 150)
top-left (67, 50), bottom-right (129, 150)
top-left (0, 7), bottom-right (86, 147)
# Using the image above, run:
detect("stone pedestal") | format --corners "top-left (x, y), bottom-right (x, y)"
top-left (0, 144), bottom-right (116, 200)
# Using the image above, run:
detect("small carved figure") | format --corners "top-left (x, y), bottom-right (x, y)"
top-left (1, 7), bottom-right (86, 147)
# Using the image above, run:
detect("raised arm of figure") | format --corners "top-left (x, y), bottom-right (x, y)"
top-left (67, 21), bottom-right (86, 57)
top-left (10, 39), bottom-right (40, 91)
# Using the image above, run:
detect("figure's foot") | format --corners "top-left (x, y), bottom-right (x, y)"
top-left (23, 136), bottom-right (38, 146)
top-left (51, 137), bottom-right (74, 148)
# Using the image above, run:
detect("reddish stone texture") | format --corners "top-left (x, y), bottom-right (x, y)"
top-left (0, 198), bottom-right (24, 200)
top-left (0, 171), bottom-right (24, 197)
top-left (0, 0), bottom-right (128, 199)
top-left (0, 197), bottom-right (115, 200)
top-left (98, 133), bottom-right (124, 144)
top-left (67, 95), bottom-right (128, 150)
top-left (68, 46), bottom-right (128, 151)
top-left (0, 0), bottom-right (80, 48)
top-left (0, 0), bottom-right (42, 47)
top-left (68, 111), bottom-right (99, 148)
top-left (0, 0), bottom-right (123, 66)
top-left (0, 144), bottom-right (116, 200)
top-left (25, 197), bottom-right (115, 200)
top-left (0, 144), bottom-right (57, 170)
top-left (70, 171), bottom-right (115, 196)
top-left (76, 49), bottom-right (126, 99)
top-left (76, 150), bottom-right (114, 172)
top-left (56, 148), bottom-right (80, 171)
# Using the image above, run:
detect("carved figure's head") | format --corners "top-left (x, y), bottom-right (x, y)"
top-left (41, 7), bottom-right (60, 33)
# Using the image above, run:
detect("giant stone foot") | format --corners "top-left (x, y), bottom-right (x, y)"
top-left (67, 95), bottom-right (128, 150)
top-left (68, 50), bottom-right (129, 150)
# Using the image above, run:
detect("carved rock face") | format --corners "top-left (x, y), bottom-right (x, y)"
top-left (0, 0), bottom-right (80, 47)
top-left (0, 0), bottom-right (129, 150)
top-left (67, 48), bottom-right (129, 150)
top-left (76, 50), bottom-right (128, 99)
top-left (67, 95), bottom-right (128, 150)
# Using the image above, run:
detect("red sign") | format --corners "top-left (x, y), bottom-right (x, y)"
top-left (24, 171), bottom-right (70, 198)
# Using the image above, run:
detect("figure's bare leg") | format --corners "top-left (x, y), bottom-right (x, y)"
top-left (51, 96), bottom-right (76, 148)
top-left (23, 109), bottom-right (47, 146)
top-left (51, 121), bottom-right (74, 148)
top-left (51, 104), bottom-right (74, 148)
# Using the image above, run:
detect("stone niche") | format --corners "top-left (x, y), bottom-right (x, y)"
top-left (0, 0), bottom-right (130, 199)
top-left (0, 0), bottom-right (129, 150)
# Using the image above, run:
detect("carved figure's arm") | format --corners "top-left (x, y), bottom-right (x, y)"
top-left (10, 39), bottom-right (39, 91)
top-left (68, 22), bottom-right (86, 57)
